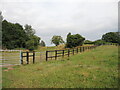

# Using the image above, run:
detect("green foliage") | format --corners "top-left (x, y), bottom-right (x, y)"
top-left (2, 20), bottom-right (27, 49)
top-left (102, 32), bottom-right (119, 44)
top-left (2, 20), bottom-right (40, 50)
top-left (25, 39), bottom-right (35, 51)
top-left (24, 24), bottom-right (35, 37)
top-left (93, 39), bottom-right (107, 46)
top-left (0, 11), bottom-right (3, 49)
top-left (40, 40), bottom-right (46, 47)
top-left (24, 24), bottom-right (40, 50)
top-left (26, 35), bottom-right (40, 51)
top-left (51, 35), bottom-right (64, 46)
top-left (0, 11), bottom-right (3, 22)
top-left (84, 40), bottom-right (93, 44)
top-left (66, 33), bottom-right (85, 48)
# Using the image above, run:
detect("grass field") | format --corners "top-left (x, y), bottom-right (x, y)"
top-left (2, 45), bottom-right (118, 88)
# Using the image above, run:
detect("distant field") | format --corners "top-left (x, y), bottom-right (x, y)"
top-left (35, 44), bottom-right (94, 52)
top-left (2, 45), bottom-right (118, 88)
top-left (35, 44), bottom-right (65, 52)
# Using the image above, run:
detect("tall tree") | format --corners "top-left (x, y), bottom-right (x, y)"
top-left (2, 20), bottom-right (41, 50)
top-left (0, 11), bottom-right (3, 22)
top-left (66, 33), bottom-right (85, 48)
top-left (51, 35), bottom-right (64, 46)
top-left (102, 32), bottom-right (119, 43)
top-left (24, 24), bottom-right (35, 37)
top-left (2, 20), bottom-right (26, 49)
top-left (40, 40), bottom-right (46, 47)
top-left (0, 11), bottom-right (3, 49)
top-left (25, 35), bottom-right (40, 50)
top-left (24, 25), bottom-right (40, 50)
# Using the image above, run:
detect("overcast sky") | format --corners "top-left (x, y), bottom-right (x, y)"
top-left (0, 0), bottom-right (119, 46)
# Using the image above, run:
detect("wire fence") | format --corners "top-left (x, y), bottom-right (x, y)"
top-left (36, 52), bottom-right (46, 62)
top-left (0, 50), bottom-right (21, 67)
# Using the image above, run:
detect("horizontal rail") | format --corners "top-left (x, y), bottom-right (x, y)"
top-left (46, 45), bottom-right (98, 61)
top-left (47, 56), bottom-right (55, 58)
top-left (0, 50), bottom-right (21, 51)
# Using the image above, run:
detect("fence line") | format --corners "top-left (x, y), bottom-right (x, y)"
top-left (0, 50), bottom-right (21, 51)
top-left (46, 45), bottom-right (98, 61)
top-left (21, 51), bottom-right (46, 64)
top-left (1, 50), bottom-right (21, 66)
top-left (21, 51), bottom-right (35, 64)
top-left (1, 44), bottom-right (118, 65)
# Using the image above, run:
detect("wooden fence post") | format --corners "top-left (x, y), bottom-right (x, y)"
top-left (77, 48), bottom-right (78, 53)
top-left (55, 50), bottom-right (57, 60)
top-left (73, 49), bottom-right (74, 55)
top-left (68, 49), bottom-right (70, 57)
top-left (33, 51), bottom-right (35, 64)
top-left (21, 52), bottom-right (23, 64)
top-left (46, 51), bottom-right (48, 61)
top-left (62, 50), bottom-right (64, 58)
top-left (83, 47), bottom-right (84, 52)
top-left (26, 52), bottom-right (29, 64)
top-left (80, 47), bottom-right (82, 52)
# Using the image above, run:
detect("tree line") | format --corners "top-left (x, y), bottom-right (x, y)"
top-left (2, 19), bottom-right (119, 50)
top-left (2, 20), bottom-right (46, 50)
top-left (51, 32), bottom-right (119, 48)
top-left (84, 32), bottom-right (120, 45)
top-left (1, 12), bottom-right (119, 50)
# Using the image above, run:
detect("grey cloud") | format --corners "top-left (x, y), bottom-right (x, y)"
top-left (0, 0), bottom-right (118, 46)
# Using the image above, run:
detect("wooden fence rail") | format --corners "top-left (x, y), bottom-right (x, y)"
top-left (20, 44), bottom-right (119, 64)
top-left (21, 51), bottom-right (35, 64)
top-left (46, 45), bottom-right (98, 61)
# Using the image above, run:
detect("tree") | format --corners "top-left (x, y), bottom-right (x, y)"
top-left (24, 24), bottom-right (40, 50)
top-left (2, 19), bottom-right (41, 50)
top-left (51, 35), bottom-right (64, 46)
top-left (0, 11), bottom-right (3, 49)
top-left (25, 39), bottom-right (35, 50)
top-left (24, 24), bottom-right (35, 37)
top-left (25, 35), bottom-right (40, 50)
top-left (66, 33), bottom-right (85, 48)
top-left (0, 11), bottom-right (3, 22)
top-left (2, 20), bottom-right (27, 49)
top-left (102, 32), bottom-right (119, 43)
top-left (40, 40), bottom-right (46, 47)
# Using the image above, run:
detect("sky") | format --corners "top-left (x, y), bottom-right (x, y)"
top-left (0, 0), bottom-right (119, 46)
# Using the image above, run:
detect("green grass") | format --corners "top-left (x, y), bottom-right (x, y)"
top-left (2, 45), bottom-right (118, 88)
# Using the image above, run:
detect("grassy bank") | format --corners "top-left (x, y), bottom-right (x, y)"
top-left (2, 45), bottom-right (118, 88)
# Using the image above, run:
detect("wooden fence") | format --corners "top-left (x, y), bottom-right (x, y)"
top-left (20, 44), bottom-right (119, 64)
top-left (46, 45), bottom-right (98, 61)
top-left (21, 51), bottom-right (35, 64)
